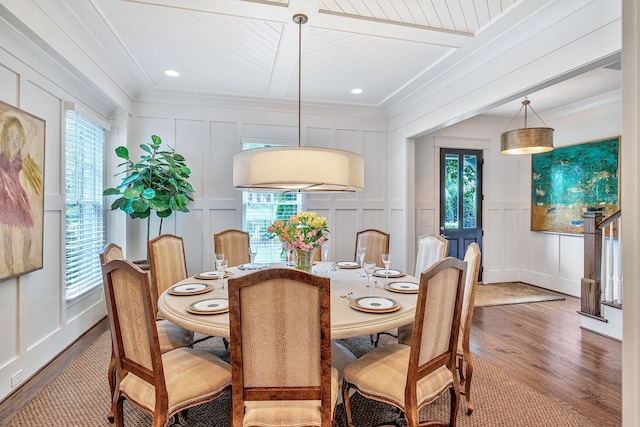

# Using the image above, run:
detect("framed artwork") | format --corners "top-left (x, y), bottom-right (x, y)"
top-left (0, 101), bottom-right (46, 280)
top-left (531, 136), bottom-right (619, 234)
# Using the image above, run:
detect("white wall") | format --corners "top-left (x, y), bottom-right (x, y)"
top-left (0, 17), bottom-right (119, 401)
top-left (125, 95), bottom-right (389, 275)
top-left (412, 97), bottom-right (622, 296)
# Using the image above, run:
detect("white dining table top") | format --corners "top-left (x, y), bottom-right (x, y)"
top-left (157, 262), bottom-right (419, 340)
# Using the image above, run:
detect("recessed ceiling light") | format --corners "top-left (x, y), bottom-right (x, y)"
top-left (164, 69), bottom-right (180, 77)
top-left (351, 88), bottom-right (363, 94)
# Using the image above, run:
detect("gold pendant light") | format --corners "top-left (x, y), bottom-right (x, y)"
top-left (233, 14), bottom-right (364, 192)
top-left (500, 97), bottom-right (554, 155)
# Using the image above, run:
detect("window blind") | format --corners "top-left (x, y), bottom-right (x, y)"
top-left (65, 110), bottom-right (106, 301)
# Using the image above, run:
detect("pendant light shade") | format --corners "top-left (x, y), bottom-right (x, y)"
top-left (232, 13), bottom-right (364, 192)
top-left (233, 146), bottom-right (364, 192)
top-left (500, 97), bottom-right (554, 155)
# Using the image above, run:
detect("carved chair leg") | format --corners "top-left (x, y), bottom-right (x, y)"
top-left (463, 354), bottom-right (474, 415)
top-left (107, 348), bottom-right (116, 423)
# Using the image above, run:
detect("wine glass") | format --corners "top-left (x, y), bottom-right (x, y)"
top-left (363, 262), bottom-right (376, 296)
top-left (215, 252), bottom-right (225, 268)
top-left (381, 253), bottom-right (392, 283)
top-left (249, 247), bottom-right (257, 266)
top-left (216, 259), bottom-right (228, 293)
top-left (357, 246), bottom-right (367, 277)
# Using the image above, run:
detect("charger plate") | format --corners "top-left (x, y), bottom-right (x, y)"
top-left (349, 296), bottom-right (401, 314)
top-left (373, 268), bottom-right (405, 278)
top-left (336, 261), bottom-right (360, 269)
top-left (238, 263), bottom-right (269, 271)
top-left (384, 281), bottom-right (419, 294)
top-left (168, 282), bottom-right (213, 296)
top-left (187, 298), bottom-right (229, 315)
top-left (195, 270), bottom-right (230, 280)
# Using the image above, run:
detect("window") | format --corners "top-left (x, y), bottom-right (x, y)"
top-left (241, 142), bottom-right (301, 263)
top-left (65, 110), bottom-right (106, 301)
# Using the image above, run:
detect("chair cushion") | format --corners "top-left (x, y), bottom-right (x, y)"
top-left (120, 347), bottom-right (231, 415)
top-left (343, 344), bottom-right (453, 410)
top-left (156, 319), bottom-right (194, 353)
top-left (242, 367), bottom-right (339, 427)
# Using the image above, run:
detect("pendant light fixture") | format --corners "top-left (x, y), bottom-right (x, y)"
top-left (500, 97), bottom-right (554, 155)
top-left (233, 14), bottom-right (364, 192)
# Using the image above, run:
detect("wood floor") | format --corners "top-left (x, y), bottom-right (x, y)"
top-left (470, 294), bottom-right (621, 426)
top-left (0, 294), bottom-right (621, 426)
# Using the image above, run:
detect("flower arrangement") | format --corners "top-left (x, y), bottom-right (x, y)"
top-left (268, 211), bottom-right (329, 252)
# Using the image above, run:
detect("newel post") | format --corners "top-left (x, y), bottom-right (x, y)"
top-left (580, 211), bottom-right (604, 318)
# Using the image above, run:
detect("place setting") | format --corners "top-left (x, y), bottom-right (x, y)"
top-left (238, 246), bottom-right (269, 270)
top-left (186, 298), bottom-right (229, 315)
top-left (167, 282), bottom-right (214, 296)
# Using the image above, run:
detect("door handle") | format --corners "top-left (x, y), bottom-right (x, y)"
top-left (439, 226), bottom-right (448, 239)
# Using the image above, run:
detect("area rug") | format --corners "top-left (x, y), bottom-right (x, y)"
top-left (6, 330), bottom-right (597, 427)
top-left (474, 281), bottom-right (565, 307)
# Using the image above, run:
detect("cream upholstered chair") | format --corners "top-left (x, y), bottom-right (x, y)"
top-left (391, 234), bottom-right (450, 345)
top-left (148, 234), bottom-right (189, 313)
top-left (100, 243), bottom-right (194, 423)
top-left (375, 233), bottom-right (449, 347)
top-left (414, 233), bottom-right (449, 276)
top-left (342, 257), bottom-right (467, 427)
top-left (214, 229), bottom-right (250, 267)
top-left (228, 268), bottom-right (339, 427)
top-left (458, 242), bottom-right (481, 415)
top-left (354, 229), bottom-right (390, 267)
top-left (102, 258), bottom-right (231, 427)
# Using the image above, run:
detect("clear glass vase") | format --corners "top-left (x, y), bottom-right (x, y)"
top-left (293, 248), bottom-right (315, 273)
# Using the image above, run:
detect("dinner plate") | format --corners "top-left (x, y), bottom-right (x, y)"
top-left (373, 268), bottom-right (405, 278)
top-left (349, 296), bottom-right (401, 314)
top-left (238, 263), bottom-right (268, 270)
top-left (194, 270), bottom-right (230, 280)
top-left (187, 298), bottom-right (229, 314)
top-left (336, 261), bottom-right (360, 269)
top-left (168, 282), bottom-right (213, 296)
top-left (384, 281), bottom-right (419, 294)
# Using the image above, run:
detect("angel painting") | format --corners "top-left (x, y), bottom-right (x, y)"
top-left (0, 102), bottom-right (45, 280)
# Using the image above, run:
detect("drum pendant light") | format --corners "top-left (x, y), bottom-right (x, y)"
top-left (500, 97), bottom-right (554, 155)
top-left (233, 14), bottom-right (364, 192)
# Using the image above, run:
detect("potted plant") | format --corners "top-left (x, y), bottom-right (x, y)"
top-left (103, 135), bottom-right (194, 264)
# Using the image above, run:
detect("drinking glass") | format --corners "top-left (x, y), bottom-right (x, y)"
top-left (357, 246), bottom-right (367, 277)
top-left (215, 252), bottom-right (225, 268)
top-left (249, 247), bottom-right (257, 266)
top-left (363, 262), bottom-right (376, 296)
top-left (216, 259), bottom-right (228, 293)
top-left (322, 242), bottom-right (330, 262)
top-left (381, 253), bottom-right (392, 283)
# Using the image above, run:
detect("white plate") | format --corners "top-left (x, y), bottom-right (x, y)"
top-left (195, 270), bottom-right (230, 279)
top-left (336, 261), bottom-right (360, 269)
top-left (384, 281), bottom-right (419, 294)
top-left (168, 282), bottom-right (212, 296)
top-left (238, 263), bottom-right (268, 270)
top-left (349, 296), bottom-right (401, 313)
top-left (187, 298), bottom-right (229, 314)
top-left (373, 268), bottom-right (405, 278)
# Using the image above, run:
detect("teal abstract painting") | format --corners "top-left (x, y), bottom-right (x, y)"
top-left (531, 137), bottom-right (619, 234)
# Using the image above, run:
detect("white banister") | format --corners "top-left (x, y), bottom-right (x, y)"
top-left (600, 216), bottom-right (623, 305)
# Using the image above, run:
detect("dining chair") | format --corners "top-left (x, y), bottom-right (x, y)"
top-left (228, 268), bottom-right (338, 427)
top-left (342, 257), bottom-right (467, 427)
top-left (214, 229), bottom-right (250, 267)
top-left (414, 233), bottom-right (449, 277)
top-left (354, 228), bottom-right (390, 267)
top-left (100, 243), bottom-right (194, 423)
top-left (374, 233), bottom-right (449, 347)
top-left (102, 258), bottom-right (231, 427)
top-left (457, 242), bottom-right (481, 415)
top-left (384, 234), bottom-right (449, 345)
top-left (149, 234), bottom-right (226, 347)
top-left (148, 234), bottom-right (189, 314)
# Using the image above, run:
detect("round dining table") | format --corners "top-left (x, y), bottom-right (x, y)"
top-left (157, 262), bottom-right (419, 340)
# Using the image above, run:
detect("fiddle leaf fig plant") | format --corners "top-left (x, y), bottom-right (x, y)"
top-left (103, 135), bottom-right (194, 261)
